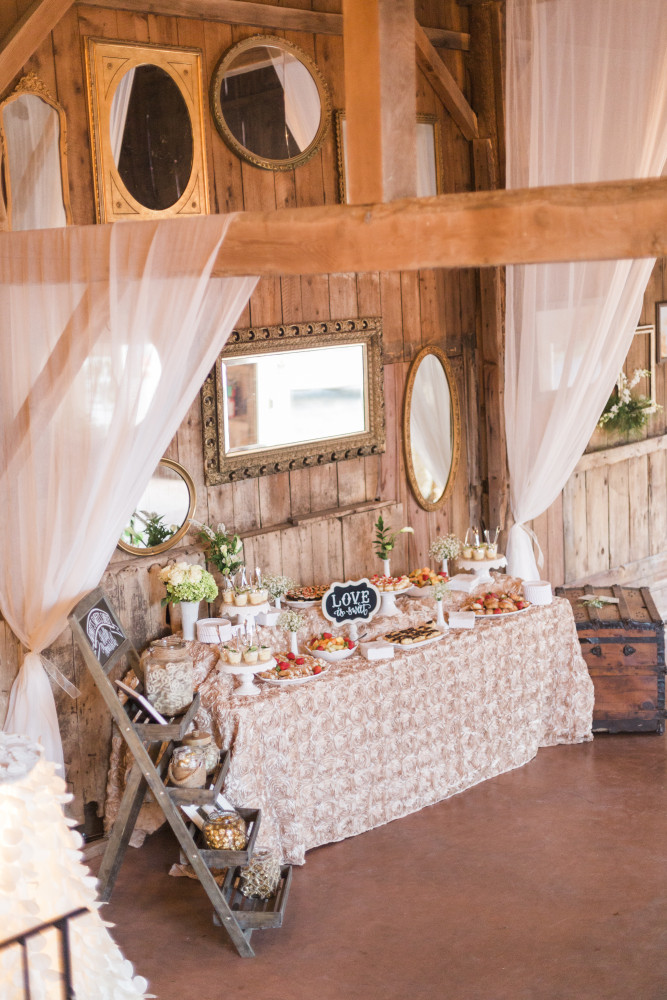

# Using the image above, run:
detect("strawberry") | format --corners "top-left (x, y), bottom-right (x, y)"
top-left (313, 664), bottom-right (323, 674)
top-left (493, 608), bottom-right (502, 614)
top-left (295, 657), bottom-right (306, 665)
top-left (316, 643), bottom-right (326, 650)
top-left (278, 661), bottom-right (289, 670)
top-left (286, 652), bottom-right (296, 660)
top-left (346, 640), bottom-right (355, 649)
top-left (322, 632), bottom-right (332, 640)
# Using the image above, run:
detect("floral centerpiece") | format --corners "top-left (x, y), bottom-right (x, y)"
top-left (278, 609), bottom-right (306, 655)
top-left (193, 521), bottom-right (244, 579)
top-left (597, 369), bottom-right (661, 433)
top-left (264, 574), bottom-right (295, 609)
top-left (160, 561), bottom-right (218, 640)
top-left (373, 514), bottom-right (413, 574)
top-left (428, 534), bottom-right (461, 574)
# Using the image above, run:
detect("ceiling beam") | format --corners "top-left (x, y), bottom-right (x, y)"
top-left (0, 0), bottom-right (73, 97)
top-left (414, 19), bottom-right (478, 140)
top-left (343, 0), bottom-right (417, 203)
top-left (3, 177), bottom-right (666, 282)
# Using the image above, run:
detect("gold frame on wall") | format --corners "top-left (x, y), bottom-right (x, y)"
top-left (209, 34), bottom-right (331, 172)
top-left (0, 72), bottom-right (73, 229)
top-left (334, 109), bottom-right (444, 204)
top-left (117, 458), bottom-right (196, 556)
top-left (402, 345), bottom-right (461, 512)
top-left (202, 317), bottom-right (385, 485)
top-left (84, 38), bottom-right (209, 223)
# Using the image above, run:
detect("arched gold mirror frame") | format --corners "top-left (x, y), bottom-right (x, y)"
top-left (402, 345), bottom-right (461, 512)
top-left (210, 34), bottom-right (331, 172)
top-left (117, 458), bottom-right (196, 556)
top-left (0, 72), bottom-right (72, 230)
top-left (85, 38), bottom-right (209, 223)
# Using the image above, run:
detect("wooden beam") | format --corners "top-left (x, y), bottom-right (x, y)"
top-left (2, 177), bottom-right (666, 282)
top-left (76, 0), bottom-right (343, 34)
top-left (343, 0), bottom-right (417, 203)
top-left (414, 19), bottom-right (478, 140)
top-left (425, 28), bottom-right (471, 51)
top-left (0, 0), bottom-right (73, 97)
top-left (575, 433), bottom-right (667, 474)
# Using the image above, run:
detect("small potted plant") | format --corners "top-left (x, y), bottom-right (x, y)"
top-left (373, 515), bottom-right (413, 576)
top-left (428, 534), bottom-right (462, 576)
top-left (263, 574), bottom-right (295, 610)
top-left (159, 560), bottom-right (218, 640)
top-left (278, 609), bottom-right (306, 656)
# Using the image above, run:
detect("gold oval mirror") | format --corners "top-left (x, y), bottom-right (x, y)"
top-left (403, 346), bottom-right (461, 511)
top-left (118, 459), bottom-right (196, 556)
top-left (210, 35), bottom-right (331, 171)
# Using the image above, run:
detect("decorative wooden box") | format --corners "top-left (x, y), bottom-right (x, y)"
top-left (556, 585), bottom-right (665, 733)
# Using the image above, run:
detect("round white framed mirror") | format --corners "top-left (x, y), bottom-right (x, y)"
top-left (403, 346), bottom-right (461, 511)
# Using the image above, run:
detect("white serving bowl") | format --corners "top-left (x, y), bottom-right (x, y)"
top-left (301, 642), bottom-right (357, 663)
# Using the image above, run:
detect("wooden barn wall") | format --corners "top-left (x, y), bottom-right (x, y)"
top-left (526, 257), bottom-right (667, 589)
top-left (0, 0), bottom-right (490, 820)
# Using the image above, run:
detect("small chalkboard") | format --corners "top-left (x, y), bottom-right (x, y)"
top-left (322, 578), bottom-right (381, 626)
top-left (81, 598), bottom-right (126, 668)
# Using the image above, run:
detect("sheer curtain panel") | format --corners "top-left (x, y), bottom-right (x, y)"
top-left (505, 0), bottom-right (667, 579)
top-left (0, 218), bottom-right (257, 768)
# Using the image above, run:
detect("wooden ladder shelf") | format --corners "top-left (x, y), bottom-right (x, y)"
top-left (68, 586), bottom-right (291, 958)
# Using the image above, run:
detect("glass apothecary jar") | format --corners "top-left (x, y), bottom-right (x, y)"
top-left (181, 729), bottom-right (219, 774)
top-left (202, 811), bottom-right (247, 851)
top-left (142, 637), bottom-right (194, 715)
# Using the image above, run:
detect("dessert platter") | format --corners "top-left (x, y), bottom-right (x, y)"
top-left (382, 621), bottom-right (446, 648)
top-left (283, 585), bottom-right (328, 609)
top-left (258, 651), bottom-right (329, 685)
top-left (461, 591), bottom-right (532, 618)
top-left (406, 566), bottom-right (448, 597)
top-left (369, 573), bottom-right (411, 617)
top-left (304, 631), bottom-right (357, 662)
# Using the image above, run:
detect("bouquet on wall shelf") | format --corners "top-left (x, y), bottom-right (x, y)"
top-left (193, 521), bottom-right (244, 578)
top-left (597, 369), bottom-right (661, 433)
top-left (160, 561), bottom-right (218, 606)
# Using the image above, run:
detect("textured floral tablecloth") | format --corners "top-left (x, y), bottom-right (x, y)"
top-left (105, 582), bottom-right (594, 865)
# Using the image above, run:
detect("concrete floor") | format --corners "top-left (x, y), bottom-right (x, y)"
top-left (96, 734), bottom-right (667, 1000)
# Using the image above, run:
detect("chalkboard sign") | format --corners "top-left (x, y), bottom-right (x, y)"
top-left (322, 578), bottom-right (381, 626)
top-left (82, 598), bottom-right (126, 668)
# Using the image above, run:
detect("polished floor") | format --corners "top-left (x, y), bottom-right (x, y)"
top-left (96, 734), bottom-right (667, 1000)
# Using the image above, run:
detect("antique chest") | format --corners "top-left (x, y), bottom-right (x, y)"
top-left (556, 585), bottom-right (665, 733)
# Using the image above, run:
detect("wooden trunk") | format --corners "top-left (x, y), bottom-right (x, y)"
top-left (556, 585), bottom-right (665, 734)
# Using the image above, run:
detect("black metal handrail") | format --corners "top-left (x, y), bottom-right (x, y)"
top-left (0, 907), bottom-right (89, 1000)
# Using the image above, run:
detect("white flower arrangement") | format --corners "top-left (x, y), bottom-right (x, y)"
top-left (428, 534), bottom-right (462, 561)
top-left (432, 579), bottom-right (450, 602)
top-left (263, 574), bottom-right (296, 601)
top-left (278, 610), bottom-right (306, 633)
top-left (192, 520), bottom-right (244, 577)
top-left (160, 561), bottom-right (218, 606)
top-left (598, 368), bottom-right (661, 432)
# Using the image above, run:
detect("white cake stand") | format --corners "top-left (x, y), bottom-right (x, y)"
top-left (456, 555), bottom-right (507, 584)
top-left (222, 656), bottom-right (275, 696)
top-left (376, 590), bottom-right (410, 617)
top-left (227, 602), bottom-right (270, 624)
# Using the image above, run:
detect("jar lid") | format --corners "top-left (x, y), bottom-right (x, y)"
top-left (181, 730), bottom-right (212, 747)
top-left (151, 637), bottom-right (187, 650)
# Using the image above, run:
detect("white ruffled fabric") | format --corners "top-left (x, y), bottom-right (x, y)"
top-left (0, 733), bottom-right (149, 1000)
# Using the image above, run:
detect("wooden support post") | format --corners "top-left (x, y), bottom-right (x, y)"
top-left (0, 0), bottom-right (73, 97)
top-left (414, 20), bottom-right (478, 140)
top-left (342, 0), bottom-right (417, 203)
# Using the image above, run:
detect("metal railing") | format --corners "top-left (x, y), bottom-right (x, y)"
top-left (0, 907), bottom-right (89, 1000)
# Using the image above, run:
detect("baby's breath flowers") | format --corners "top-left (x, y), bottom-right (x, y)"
top-left (278, 610), bottom-right (306, 633)
top-left (429, 534), bottom-right (461, 562)
top-left (263, 574), bottom-right (295, 601)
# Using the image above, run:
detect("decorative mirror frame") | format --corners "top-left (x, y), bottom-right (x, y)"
top-left (210, 34), bottom-right (332, 172)
top-left (402, 345), bottom-right (461, 512)
top-left (85, 38), bottom-right (209, 223)
top-left (335, 109), bottom-right (443, 204)
top-left (202, 317), bottom-right (385, 485)
top-left (0, 72), bottom-right (73, 229)
top-left (117, 458), bottom-right (196, 556)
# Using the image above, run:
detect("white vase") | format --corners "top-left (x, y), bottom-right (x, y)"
top-left (382, 558), bottom-right (391, 577)
top-left (441, 558), bottom-right (448, 576)
top-left (435, 599), bottom-right (446, 629)
top-left (289, 631), bottom-right (299, 656)
top-left (180, 600), bottom-right (200, 641)
top-left (274, 597), bottom-right (281, 610)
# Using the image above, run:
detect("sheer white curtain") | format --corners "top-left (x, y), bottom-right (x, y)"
top-left (0, 217), bottom-right (257, 768)
top-left (269, 50), bottom-right (321, 152)
top-left (109, 68), bottom-right (136, 163)
top-left (505, 0), bottom-right (667, 579)
top-left (3, 94), bottom-right (67, 231)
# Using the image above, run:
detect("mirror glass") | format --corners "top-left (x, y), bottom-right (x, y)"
top-left (223, 343), bottom-right (367, 455)
top-left (118, 459), bottom-right (196, 556)
top-left (211, 36), bottom-right (330, 170)
top-left (110, 64), bottom-right (193, 211)
top-left (404, 347), bottom-right (460, 511)
top-left (0, 77), bottom-right (71, 230)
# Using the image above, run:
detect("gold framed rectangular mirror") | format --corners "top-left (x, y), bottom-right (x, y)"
top-left (202, 317), bottom-right (386, 485)
top-left (85, 38), bottom-right (209, 222)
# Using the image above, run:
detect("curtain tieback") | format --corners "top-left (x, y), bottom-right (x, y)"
top-left (35, 652), bottom-right (81, 699)
top-left (515, 522), bottom-right (545, 570)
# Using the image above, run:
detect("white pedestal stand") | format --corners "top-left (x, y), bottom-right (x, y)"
top-left (377, 591), bottom-right (401, 617)
top-left (456, 555), bottom-right (507, 585)
top-left (222, 657), bottom-right (275, 696)
top-left (435, 600), bottom-right (448, 630)
top-left (230, 602), bottom-right (270, 623)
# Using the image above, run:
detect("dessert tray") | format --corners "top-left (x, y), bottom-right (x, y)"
top-left (304, 632), bottom-right (357, 662)
top-left (382, 622), bottom-right (447, 648)
top-left (369, 574), bottom-right (412, 593)
top-left (258, 652), bottom-right (329, 685)
top-left (461, 591), bottom-right (532, 618)
top-left (283, 585), bottom-right (328, 608)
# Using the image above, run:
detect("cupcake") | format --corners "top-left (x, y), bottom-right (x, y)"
top-left (462, 546), bottom-right (474, 559)
top-left (258, 644), bottom-right (272, 662)
top-left (472, 546), bottom-right (486, 561)
top-left (248, 589), bottom-right (265, 605)
top-left (226, 647), bottom-right (242, 664)
top-left (222, 589), bottom-right (234, 605)
top-left (234, 589), bottom-right (248, 607)
top-left (243, 645), bottom-right (259, 664)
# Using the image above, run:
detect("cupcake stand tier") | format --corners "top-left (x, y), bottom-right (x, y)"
top-left (456, 555), bottom-right (507, 584)
top-left (223, 657), bottom-right (276, 696)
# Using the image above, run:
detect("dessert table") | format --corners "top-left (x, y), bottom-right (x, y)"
top-left (105, 579), bottom-right (594, 865)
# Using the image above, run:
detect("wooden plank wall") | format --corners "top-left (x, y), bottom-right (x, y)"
top-left (0, 0), bottom-right (488, 820)
top-left (527, 257), bottom-right (667, 588)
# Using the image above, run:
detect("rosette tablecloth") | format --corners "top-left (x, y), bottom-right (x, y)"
top-left (106, 584), bottom-right (593, 865)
